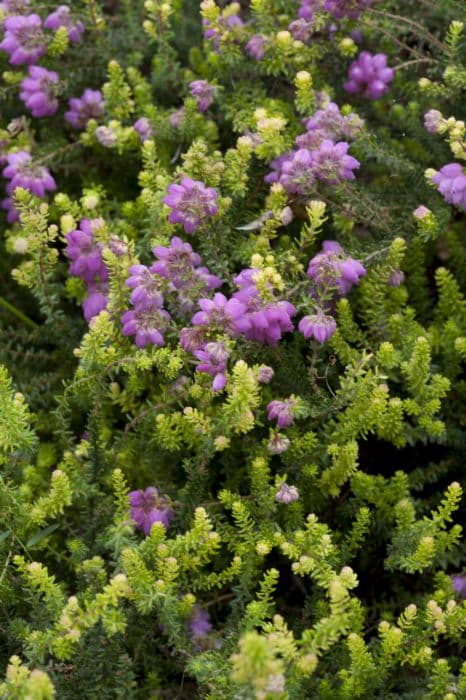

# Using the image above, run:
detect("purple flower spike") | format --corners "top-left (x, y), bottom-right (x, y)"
top-left (65, 89), bottom-right (105, 129)
top-left (163, 178), bottom-right (219, 234)
top-left (245, 34), bottom-right (266, 60)
top-left (125, 265), bottom-right (164, 309)
top-left (344, 52), bottom-right (394, 100)
top-left (194, 341), bottom-right (229, 391)
top-left (191, 292), bottom-right (249, 337)
top-left (44, 5), bottom-right (84, 43)
top-left (275, 482), bottom-right (300, 504)
top-left (65, 219), bottom-right (107, 284)
top-left (121, 306), bottom-right (170, 348)
top-left (267, 399), bottom-right (296, 428)
top-left (432, 163), bottom-right (466, 210)
top-left (279, 149), bottom-right (315, 195)
top-left (189, 606), bottom-right (212, 640)
top-left (299, 312), bottom-right (337, 343)
top-left (311, 139), bottom-right (360, 185)
top-left (133, 117), bottom-right (153, 142)
top-left (189, 80), bottom-right (215, 112)
top-left (19, 66), bottom-right (59, 118)
top-left (2, 151), bottom-right (56, 220)
top-left (325, 0), bottom-right (372, 19)
top-left (0, 14), bottom-right (45, 65)
top-left (452, 574), bottom-right (466, 598)
top-left (306, 240), bottom-right (366, 295)
top-left (129, 487), bottom-right (173, 535)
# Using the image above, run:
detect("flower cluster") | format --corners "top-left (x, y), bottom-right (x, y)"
top-left (344, 52), bottom-right (394, 99)
top-left (122, 265), bottom-right (170, 348)
top-left (129, 487), bottom-right (173, 535)
top-left (202, 4), bottom-right (243, 52)
top-left (19, 66), bottom-right (59, 118)
top-left (65, 219), bottom-right (109, 322)
top-left (325, 0), bottom-right (373, 19)
top-left (163, 178), bottom-right (219, 234)
top-left (189, 80), bottom-right (216, 112)
top-left (1, 151), bottom-right (56, 222)
top-left (431, 164), bottom-right (466, 211)
top-left (296, 99), bottom-right (364, 150)
top-left (65, 88), bottom-right (105, 130)
top-left (0, 14), bottom-right (45, 65)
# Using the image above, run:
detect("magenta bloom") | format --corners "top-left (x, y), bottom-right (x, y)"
top-left (344, 52), bottom-right (394, 100)
top-left (301, 102), bottom-right (363, 143)
top-left (133, 117), bottom-right (153, 142)
top-left (189, 606), bottom-right (212, 640)
top-left (307, 240), bottom-right (366, 295)
top-left (121, 306), bottom-right (170, 348)
top-left (246, 34), bottom-right (266, 60)
top-left (264, 151), bottom-right (294, 186)
top-left (432, 163), bottom-right (466, 210)
top-left (267, 399), bottom-right (296, 428)
top-left (152, 236), bottom-right (220, 290)
top-left (325, 0), bottom-right (372, 19)
top-left (65, 89), bottom-right (105, 129)
top-left (2, 151), bottom-right (56, 221)
top-left (82, 287), bottom-right (108, 322)
top-left (275, 482), bottom-right (299, 504)
top-left (289, 19), bottom-right (313, 42)
top-left (310, 139), bottom-right (360, 185)
top-left (125, 265), bottom-right (164, 309)
top-left (19, 66), bottom-right (59, 118)
top-left (191, 292), bottom-right (249, 336)
top-left (163, 178), bottom-right (218, 234)
top-left (0, 14), bottom-right (45, 65)
top-left (0, 0), bottom-right (30, 16)
top-left (129, 487), bottom-right (173, 535)
top-left (452, 574), bottom-right (466, 598)
top-left (65, 219), bottom-right (107, 284)
top-left (189, 80), bottom-right (215, 112)
top-left (194, 341), bottom-right (229, 391)
top-left (232, 270), bottom-right (296, 345)
top-left (299, 312), bottom-right (337, 343)
top-left (44, 5), bottom-right (84, 43)
top-left (279, 149), bottom-right (316, 195)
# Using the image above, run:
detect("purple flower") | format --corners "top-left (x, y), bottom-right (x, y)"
top-left (133, 117), bottom-right (153, 142)
top-left (189, 606), bottom-right (212, 639)
top-left (299, 312), bottom-right (337, 342)
top-left (307, 240), bottom-right (366, 295)
top-left (302, 102), bottom-right (364, 143)
top-left (310, 139), bottom-right (360, 185)
top-left (163, 178), bottom-right (218, 234)
top-left (121, 306), bottom-right (170, 348)
top-left (169, 108), bottom-right (185, 128)
top-left (2, 151), bottom-right (56, 221)
top-left (413, 205), bottom-right (431, 220)
top-left (65, 219), bottom-right (107, 284)
top-left (388, 269), bottom-right (404, 287)
top-left (191, 292), bottom-right (249, 336)
top-left (129, 487), bottom-right (173, 535)
top-left (344, 52), bottom-right (394, 100)
top-left (189, 80), bottom-right (215, 112)
top-left (194, 341), bottom-right (229, 391)
top-left (257, 365), bottom-right (274, 383)
top-left (288, 18), bottom-right (313, 42)
top-left (82, 287), bottom-right (108, 322)
top-left (264, 151), bottom-right (294, 185)
top-left (424, 109), bottom-right (442, 135)
top-left (44, 5), bottom-right (84, 43)
top-left (245, 34), bottom-right (266, 60)
top-left (19, 66), bottom-right (59, 118)
top-left (125, 265), bottom-right (164, 309)
top-left (65, 89), bottom-right (105, 129)
top-left (325, 0), bottom-right (372, 19)
top-left (267, 399), bottom-right (296, 428)
top-left (0, 0), bottom-right (30, 16)
top-left (432, 163), bottom-right (466, 210)
top-left (232, 270), bottom-right (296, 346)
top-left (275, 482), bottom-right (300, 504)
top-left (452, 574), bottom-right (466, 598)
top-left (0, 14), bottom-right (45, 65)
top-left (203, 10), bottom-right (243, 52)
top-left (179, 326), bottom-right (208, 353)
top-left (279, 149), bottom-right (316, 195)
top-left (152, 236), bottom-right (220, 290)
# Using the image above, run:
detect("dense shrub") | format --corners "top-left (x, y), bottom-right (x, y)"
top-left (0, 0), bottom-right (465, 698)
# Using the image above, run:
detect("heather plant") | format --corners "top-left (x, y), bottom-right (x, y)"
top-left (0, 1), bottom-right (465, 698)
